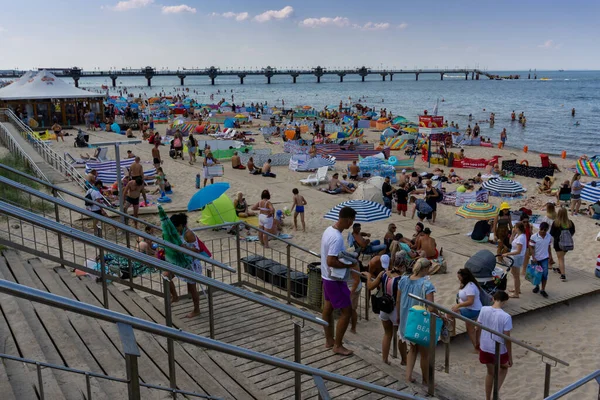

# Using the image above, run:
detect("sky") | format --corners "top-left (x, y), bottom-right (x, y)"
top-left (1, 0), bottom-right (599, 71)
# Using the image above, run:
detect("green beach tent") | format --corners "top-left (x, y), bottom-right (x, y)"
top-left (198, 194), bottom-right (240, 226)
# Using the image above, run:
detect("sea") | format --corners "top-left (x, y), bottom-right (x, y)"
top-left (73, 70), bottom-right (600, 157)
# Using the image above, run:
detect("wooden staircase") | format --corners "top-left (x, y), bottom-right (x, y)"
top-left (0, 249), bottom-right (268, 399)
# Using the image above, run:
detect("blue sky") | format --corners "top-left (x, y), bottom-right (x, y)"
top-left (1, 0), bottom-right (599, 71)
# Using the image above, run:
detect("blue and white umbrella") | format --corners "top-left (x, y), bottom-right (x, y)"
top-left (582, 181), bottom-right (600, 203)
top-left (482, 178), bottom-right (525, 195)
top-left (297, 156), bottom-right (335, 171)
top-left (358, 156), bottom-right (386, 168)
top-left (324, 200), bottom-right (391, 223)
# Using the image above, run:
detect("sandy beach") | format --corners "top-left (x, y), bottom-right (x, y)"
top-left (43, 118), bottom-right (600, 399)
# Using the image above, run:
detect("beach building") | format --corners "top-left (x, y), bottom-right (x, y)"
top-left (0, 70), bottom-right (104, 127)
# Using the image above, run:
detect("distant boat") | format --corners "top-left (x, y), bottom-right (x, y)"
top-left (540, 78), bottom-right (551, 81)
top-left (558, 69), bottom-right (565, 72)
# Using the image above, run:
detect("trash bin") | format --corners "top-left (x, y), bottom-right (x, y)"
top-left (307, 262), bottom-right (323, 309)
top-left (240, 255), bottom-right (267, 277)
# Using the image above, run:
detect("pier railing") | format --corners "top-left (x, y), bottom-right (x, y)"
top-left (408, 293), bottom-right (569, 399)
top-left (0, 121), bottom-right (51, 183)
top-left (544, 370), bottom-right (600, 399)
top-left (0, 279), bottom-right (425, 400)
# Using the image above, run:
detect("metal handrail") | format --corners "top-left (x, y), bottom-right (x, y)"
top-left (544, 370), bottom-right (600, 399)
top-left (0, 200), bottom-right (327, 327)
top-left (0, 279), bottom-right (424, 400)
top-left (408, 293), bottom-right (568, 399)
top-left (0, 122), bottom-right (52, 183)
top-left (0, 353), bottom-right (216, 399)
top-left (0, 163), bottom-right (160, 230)
top-left (0, 174), bottom-right (227, 272)
top-left (408, 293), bottom-right (568, 366)
top-left (2, 108), bottom-right (88, 191)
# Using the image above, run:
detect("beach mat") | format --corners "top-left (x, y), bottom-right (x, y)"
top-left (240, 215), bottom-right (259, 227)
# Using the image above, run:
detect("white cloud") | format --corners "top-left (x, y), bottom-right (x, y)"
top-left (162, 5), bottom-right (196, 14)
top-left (107, 0), bottom-right (153, 11)
top-left (213, 11), bottom-right (249, 21)
top-left (357, 22), bottom-right (391, 31)
top-left (538, 39), bottom-right (560, 49)
top-left (300, 17), bottom-right (350, 28)
top-left (0, 26), bottom-right (6, 33)
top-left (398, 22), bottom-right (408, 30)
top-left (254, 6), bottom-right (294, 23)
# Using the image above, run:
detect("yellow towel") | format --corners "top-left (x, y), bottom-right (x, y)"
top-left (239, 215), bottom-right (259, 227)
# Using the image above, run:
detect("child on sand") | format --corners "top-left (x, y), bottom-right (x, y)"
top-left (291, 188), bottom-right (308, 231)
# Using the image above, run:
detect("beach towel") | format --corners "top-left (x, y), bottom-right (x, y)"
top-left (239, 215), bottom-right (259, 227)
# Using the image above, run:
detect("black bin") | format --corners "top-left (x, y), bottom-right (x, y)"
top-left (240, 255), bottom-right (267, 276)
top-left (276, 270), bottom-right (309, 298)
top-left (267, 264), bottom-right (288, 286)
top-left (255, 259), bottom-right (279, 281)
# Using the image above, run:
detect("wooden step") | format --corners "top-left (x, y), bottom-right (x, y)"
top-left (4, 250), bottom-right (98, 399)
top-left (53, 267), bottom-right (173, 399)
top-left (0, 311), bottom-right (21, 400)
top-left (0, 253), bottom-right (68, 399)
top-left (27, 257), bottom-right (129, 399)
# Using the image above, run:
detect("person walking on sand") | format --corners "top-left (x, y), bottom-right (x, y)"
top-left (321, 206), bottom-right (357, 356)
top-left (348, 262), bottom-right (362, 334)
top-left (187, 133), bottom-right (197, 165)
top-left (493, 203), bottom-right (513, 258)
top-left (362, 255), bottom-right (407, 365)
top-left (550, 208), bottom-right (575, 282)
top-left (529, 222), bottom-right (553, 298)
top-left (477, 291), bottom-right (513, 400)
top-left (122, 177), bottom-right (147, 229)
top-left (152, 143), bottom-right (161, 169)
top-left (397, 258), bottom-right (436, 384)
top-left (252, 190), bottom-right (275, 248)
top-left (502, 222), bottom-right (527, 298)
top-left (570, 173), bottom-right (583, 216)
top-left (409, 195), bottom-right (434, 223)
top-left (291, 188), bottom-right (307, 231)
top-left (52, 122), bottom-right (65, 142)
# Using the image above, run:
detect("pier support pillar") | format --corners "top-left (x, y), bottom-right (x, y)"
top-left (472, 71), bottom-right (475, 80)
top-left (110, 76), bottom-right (117, 87)
top-left (210, 77), bottom-right (215, 85)
top-left (147, 78), bottom-right (152, 87)
top-left (238, 74), bottom-right (246, 84)
top-left (73, 78), bottom-right (80, 88)
top-left (465, 72), bottom-right (469, 80)
top-left (389, 73), bottom-right (393, 81)
top-left (267, 76), bottom-right (271, 84)
top-left (415, 73), bottom-right (419, 81)
top-left (381, 73), bottom-right (387, 81)
top-left (339, 75), bottom-right (343, 82)
top-left (177, 74), bottom-right (186, 86)
top-left (476, 74), bottom-right (480, 80)
top-left (440, 73), bottom-right (444, 81)
top-left (316, 76), bottom-right (321, 83)
top-left (293, 76), bottom-right (297, 83)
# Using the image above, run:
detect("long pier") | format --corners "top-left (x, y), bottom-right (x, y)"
top-left (0, 66), bottom-right (509, 87)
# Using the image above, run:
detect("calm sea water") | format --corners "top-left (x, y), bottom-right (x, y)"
top-left (75, 70), bottom-right (600, 157)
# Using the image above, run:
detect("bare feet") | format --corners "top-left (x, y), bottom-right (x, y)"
top-left (171, 295), bottom-right (179, 303)
top-left (185, 309), bottom-right (200, 318)
top-left (383, 359), bottom-right (391, 365)
top-left (407, 377), bottom-right (416, 384)
top-left (332, 345), bottom-right (353, 356)
top-left (350, 328), bottom-right (357, 334)
top-left (400, 360), bottom-right (407, 366)
top-left (325, 341), bottom-right (334, 349)
top-left (509, 289), bottom-right (521, 294)
top-left (509, 294), bottom-right (520, 299)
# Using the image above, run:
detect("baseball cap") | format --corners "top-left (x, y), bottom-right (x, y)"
top-left (402, 169), bottom-right (407, 173)
top-left (381, 254), bottom-right (390, 269)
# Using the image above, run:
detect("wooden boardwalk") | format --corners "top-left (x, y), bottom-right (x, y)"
top-left (0, 249), bottom-right (268, 399)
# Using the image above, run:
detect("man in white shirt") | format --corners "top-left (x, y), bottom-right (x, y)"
top-left (85, 180), bottom-right (107, 217)
top-left (529, 222), bottom-right (553, 298)
top-left (321, 206), bottom-right (357, 356)
top-left (477, 291), bottom-right (513, 400)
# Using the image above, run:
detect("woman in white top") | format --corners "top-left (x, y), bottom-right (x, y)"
top-left (202, 152), bottom-right (219, 187)
top-left (503, 222), bottom-right (527, 298)
top-left (449, 268), bottom-right (483, 351)
top-left (251, 190), bottom-right (275, 248)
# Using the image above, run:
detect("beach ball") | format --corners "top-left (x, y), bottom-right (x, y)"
top-left (111, 123), bottom-right (121, 134)
top-left (283, 207), bottom-right (292, 216)
top-left (388, 156), bottom-right (398, 165)
top-left (195, 125), bottom-right (204, 134)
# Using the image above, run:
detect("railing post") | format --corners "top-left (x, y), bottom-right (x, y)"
top-left (493, 341), bottom-right (501, 400)
top-left (313, 375), bottom-right (331, 400)
top-left (364, 287), bottom-right (369, 321)
top-left (544, 363), bottom-right (552, 398)
top-left (118, 323), bottom-right (141, 400)
top-left (125, 231), bottom-right (133, 286)
top-left (236, 223), bottom-right (242, 285)
top-left (286, 244), bottom-right (292, 304)
top-left (206, 269), bottom-right (215, 339)
top-left (85, 373), bottom-right (92, 400)
top-left (444, 342), bottom-right (450, 373)
top-left (294, 322), bottom-right (302, 400)
top-left (96, 225), bottom-right (109, 309)
top-left (427, 313), bottom-right (436, 396)
top-left (51, 188), bottom-right (65, 268)
top-left (163, 277), bottom-right (177, 393)
top-left (36, 362), bottom-right (45, 400)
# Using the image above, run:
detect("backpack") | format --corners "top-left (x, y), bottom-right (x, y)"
top-left (418, 200), bottom-right (433, 214)
top-left (435, 188), bottom-right (445, 203)
top-left (84, 190), bottom-right (94, 208)
top-left (376, 274), bottom-right (397, 314)
top-left (558, 228), bottom-right (574, 251)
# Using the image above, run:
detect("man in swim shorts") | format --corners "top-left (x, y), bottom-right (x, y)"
top-left (129, 157), bottom-right (144, 181)
top-left (123, 177), bottom-right (147, 229)
top-left (291, 188), bottom-right (307, 231)
top-left (321, 206), bottom-right (357, 356)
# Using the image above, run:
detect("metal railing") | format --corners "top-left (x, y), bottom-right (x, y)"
top-left (407, 293), bottom-right (569, 399)
top-left (1, 108), bottom-right (88, 190)
top-left (0, 279), bottom-right (425, 400)
top-left (0, 121), bottom-right (52, 183)
top-left (544, 370), bottom-right (600, 399)
top-left (0, 352), bottom-right (216, 400)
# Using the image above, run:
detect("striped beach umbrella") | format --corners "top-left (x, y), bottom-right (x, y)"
top-left (456, 202), bottom-right (498, 220)
top-left (482, 178), bottom-right (525, 195)
top-left (582, 181), bottom-right (600, 203)
top-left (324, 200), bottom-right (391, 223)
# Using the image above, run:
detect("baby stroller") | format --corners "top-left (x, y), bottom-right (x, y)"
top-left (465, 250), bottom-right (513, 296)
top-left (74, 129), bottom-right (89, 148)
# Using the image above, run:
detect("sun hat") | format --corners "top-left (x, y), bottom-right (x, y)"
top-left (381, 254), bottom-right (390, 270)
top-left (500, 202), bottom-right (511, 211)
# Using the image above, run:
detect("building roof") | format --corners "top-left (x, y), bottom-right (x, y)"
top-left (0, 70), bottom-right (102, 100)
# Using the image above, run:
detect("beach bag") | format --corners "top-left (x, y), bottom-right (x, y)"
top-left (404, 281), bottom-right (443, 347)
top-left (558, 228), bottom-right (574, 251)
top-left (376, 274), bottom-right (396, 314)
top-left (174, 138), bottom-right (182, 148)
top-left (371, 289), bottom-right (383, 314)
top-left (525, 262), bottom-right (544, 286)
top-left (435, 188), bottom-right (445, 203)
top-left (84, 189), bottom-right (94, 208)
